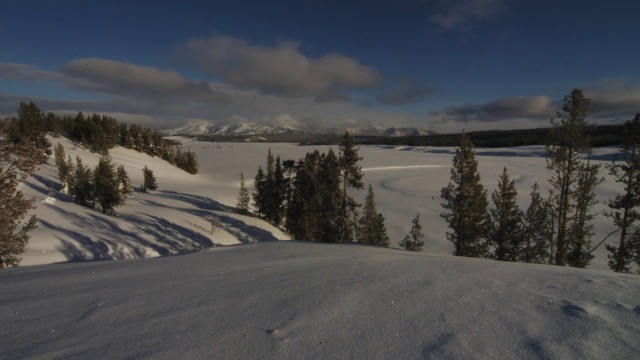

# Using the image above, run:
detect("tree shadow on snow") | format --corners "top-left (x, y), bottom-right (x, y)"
top-left (41, 206), bottom-right (215, 263)
top-left (40, 189), bottom-right (279, 262)
top-left (154, 190), bottom-right (235, 212)
top-left (214, 213), bottom-right (279, 244)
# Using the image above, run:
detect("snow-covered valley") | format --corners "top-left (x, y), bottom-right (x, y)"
top-left (2, 137), bottom-right (639, 359)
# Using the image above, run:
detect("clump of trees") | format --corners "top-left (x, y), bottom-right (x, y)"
top-left (247, 132), bottom-right (390, 246)
top-left (54, 145), bottom-right (133, 214)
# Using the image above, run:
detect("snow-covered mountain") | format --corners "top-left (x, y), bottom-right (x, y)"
top-left (160, 122), bottom-right (300, 137)
top-left (161, 121), bottom-right (435, 137)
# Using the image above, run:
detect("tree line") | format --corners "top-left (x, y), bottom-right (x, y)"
top-left (8, 101), bottom-right (199, 174)
top-left (440, 89), bottom-right (640, 273)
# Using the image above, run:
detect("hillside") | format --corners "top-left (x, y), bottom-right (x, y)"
top-left (2, 242), bottom-right (638, 359)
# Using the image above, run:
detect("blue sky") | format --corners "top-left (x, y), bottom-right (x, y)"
top-left (1, 0), bottom-right (639, 133)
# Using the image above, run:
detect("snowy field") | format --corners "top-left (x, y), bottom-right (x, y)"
top-left (2, 137), bottom-right (639, 358)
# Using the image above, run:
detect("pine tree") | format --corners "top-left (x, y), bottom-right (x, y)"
top-left (375, 213), bottom-right (391, 247)
top-left (486, 167), bottom-right (523, 261)
top-left (71, 156), bottom-right (93, 207)
top-left (604, 114), bottom-right (640, 273)
top-left (399, 214), bottom-right (424, 252)
top-left (93, 155), bottom-right (124, 214)
top-left (357, 185), bottom-right (390, 246)
top-left (116, 165), bottom-right (132, 200)
top-left (567, 156), bottom-right (601, 268)
top-left (8, 102), bottom-right (52, 156)
top-left (0, 117), bottom-right (49, 268)
top-left (316, 149), bottom-right (341, 243)
top-left (546, 89), bottom-right (601, 267)
top-left (142, 165), bottom-right (158, 192)
top-left (252, 166), bottom-right (266, 218)
top-left (54, 143), bottom-right (73, 193)
top-left (440, 131), bottom-right (489, 257)
top-left (520, 183), bottom-right (552, 264)
top-left (289, 151), bottom-right (323, 241)
top-left (337, 132), bottom-right (364, 243)
top-left (282, 159), bottom-right (296, 211)
top-left (236, 172), bottom-right (251, 215)
top-left (272, 155), bottom-right (286, 226)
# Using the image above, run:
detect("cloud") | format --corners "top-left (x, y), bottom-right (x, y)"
top-left (174, 35), bottom-right (382, 97)
top-left (378, 78), bottom-right (435, 105)
top-left (430, 95), bottom-right (555, 123)
top-left (430, 0), bottom-right (508, 30)
top-left (0, 62), bottom-right (63, 82)
top-left (60, 58), bottom-right (230, 103)
top-left (583, 80), bottom-right (640, 121)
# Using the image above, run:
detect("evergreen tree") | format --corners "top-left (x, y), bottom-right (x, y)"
top-left (604, 114), bottom-right (640, 273)
top-left (567, 156), bottom-right (601, 268)
top-left (142, 165), bottom-right (158, 192)
top-left (252, 166), bottom-right (266, 218)
top-left (375, 213), bottom-right (391, 247)
top-left (285, 160), bottom-right (307, 239)
top-left (0, 117), bottom-right (49, 268)
top-left (182, 150), bottom-right (199, 174)
top-left (282, 159), bottom-right (296, 211)
top-left (272, 155), bottom-right (286, 226)
top-left (288, 152), bottom-right (323, 240)
top-left (546, 89), bottom-right (601, 267)
top-left (8, 102), bottom-right (52, 156)
top-left (236, 172), bottom-right (251, 215)
top-left (357, 185), bottom-right (389, 246)
top-left (520, 183), bottom-right (552, 264)
top-left (93, 155), bottom-right (124, 214)
top-left (54, 143), bottom-right (73, 193)
top-left (316, 149), bottom-right (341, 243)
top-left (257, 150), bottom-right (287, 225)
top-left (71, 156), bottom-right (93, 207)
top-left (485, 167), bottom-right (523, 261)
top-left (399, 214), bottom-right (424, 252)
top-left (337, 132), bottom-right (364, 243)
top-left (116, 165), bottom-right (132, 200)
top-left (440, 131), bottom-right (489, 257)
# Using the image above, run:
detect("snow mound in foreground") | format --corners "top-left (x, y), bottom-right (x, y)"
top-left (2, 242), bottom-right (638, 359)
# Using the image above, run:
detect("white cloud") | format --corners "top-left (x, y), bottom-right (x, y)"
top-left (175, 35), bottom-right (382, 97)
top-left (0, 62), bottom-right (63, 82)
top-left (584, 79), bottom-right (640, 121)
top-left (60, 58), bottom-right (230, 103)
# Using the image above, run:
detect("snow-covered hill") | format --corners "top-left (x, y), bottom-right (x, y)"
top-left (2, 242), bottom-right (638, 359)
top-left (160, 121), bottom-right (435, 137)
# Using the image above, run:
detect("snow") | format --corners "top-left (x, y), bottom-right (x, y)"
top-left (2, 137), bottom-right (638, 358)
top-left (2, 243), bottom-right (639, 359)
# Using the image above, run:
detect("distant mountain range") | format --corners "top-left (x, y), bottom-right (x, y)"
top-left (160, 121), bottom-right (435, 138)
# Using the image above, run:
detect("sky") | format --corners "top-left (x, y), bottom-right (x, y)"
top-left (1, 0), bottom-right (639, 133)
